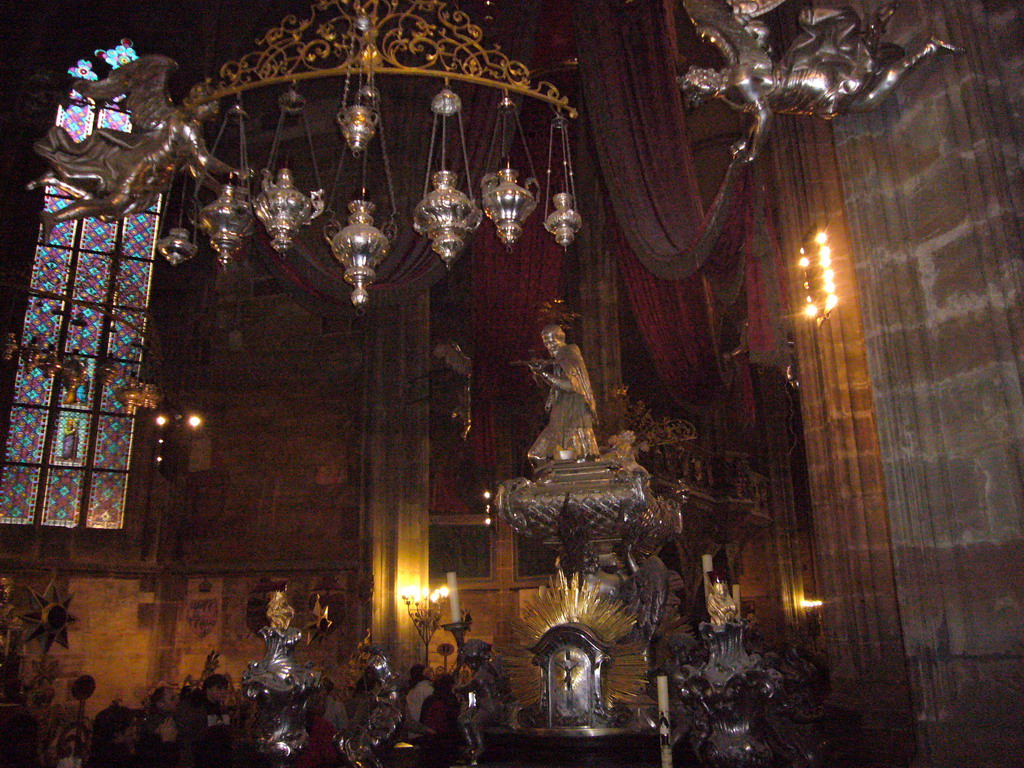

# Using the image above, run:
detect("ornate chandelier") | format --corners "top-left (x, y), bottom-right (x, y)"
top-left (160, 1), bottom-right (580, 302)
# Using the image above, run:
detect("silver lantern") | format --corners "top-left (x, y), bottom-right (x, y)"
top-left (543, 192), bottom-right (582, 248)
top-left (480, 168), bottom-right (538, 247)
top-left (337, 86), bottom-right (380, 155)
top-left (326, 199), bottom-right (390, 307)
top-left (156, 227), bottom-right (198, 266)
top-left (254, 168), bottom-right (325, 252)
top-left (414, 170), bottom-right (482, 267)
top-left (199, 183), bottom-right (255, 266)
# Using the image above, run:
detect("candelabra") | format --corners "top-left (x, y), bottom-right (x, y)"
top-left (400, 586), bottom-right (449, 664)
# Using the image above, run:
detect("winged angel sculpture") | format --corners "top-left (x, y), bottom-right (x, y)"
top-left (678, 0), bottom-right (959, 163)
top-left (28, 55), bottom-right (233, 234)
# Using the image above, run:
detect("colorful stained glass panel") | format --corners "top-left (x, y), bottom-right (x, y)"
top-left (57, 102), bottom-right (94, 142)
top-left (97, 108), bottom-right (131, 132)
top-left (42, 197), bottom-right (77, 247)
top-left (80, 218), bottom-right (117, 253)
top-left (108, 312), bottom-right (145, 361)
top-left (23, 298), bottom-right (64, 348)
top-left (73, 252), bottom-right (112, 300)
top-left (65, 306), bottom-right (103, 356)
top-left (94, 415), bottom-right (133, 470)
top-left (14, 364), bottom-right (55, 407)
top-left (122, 213), bottom-right (159, 259)
top-left (115, 258), bottom-right (152, 308)
top-left (50, 411), bottom-right (90, 467)
top-left (32, 247), bottom-right (72, 294)
top-left (5, 407), bottom-right (47, 463)
top-left (0, 466), bottom-right (40, 525)
top-left (86, 471), bottom-right (127, 529)
top-left (42, 468), bottom-right (83, 527)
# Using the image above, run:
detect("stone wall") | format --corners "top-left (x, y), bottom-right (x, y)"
top-left (800, 1), bottom-right (1024, 764)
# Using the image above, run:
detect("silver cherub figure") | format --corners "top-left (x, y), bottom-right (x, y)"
top-left (28, 55), bottom-right (233, 234)
top-left (678, 0), bottom-right (959, 163)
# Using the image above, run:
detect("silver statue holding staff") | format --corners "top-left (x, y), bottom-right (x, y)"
top-left (28, 55), bottom-right (233, 234)
top-left (678, 0), bottom-right (959, 163)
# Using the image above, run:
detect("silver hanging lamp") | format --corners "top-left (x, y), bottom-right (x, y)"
top-left (413, 85), bottom-right (481, 267)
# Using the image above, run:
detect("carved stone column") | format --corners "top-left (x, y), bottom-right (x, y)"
top-left (769, 116), bottom-right (914, 760)
top-left (364, 294), bottom-right (431, 670)
top-left (827, 2), bottom-right (1024, 765)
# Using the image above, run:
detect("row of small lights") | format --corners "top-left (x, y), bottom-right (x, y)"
top-left (483, 489), bottom-right (492, 525)
top-left (799, 230), bottom-right (838, 322)
top-left (153, 413), bottom-right (203, 465)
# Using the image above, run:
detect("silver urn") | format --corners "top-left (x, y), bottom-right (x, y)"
top-left (254, 168), bottom-right (325, 252)
top-left (156, 227), bottom-right (198, 266)
top-left (326, 199), bottom-right (391, 307)
top-left (544, 192), bottom-right (583, 248)
top-left (414, 170), bottom-right (482, 267)
top-left (199, 183), bottom-right (255, 266)
top-left (337, 103), bottom-right (378, 154)
top-left (481, 167), bottom-right (538, 247)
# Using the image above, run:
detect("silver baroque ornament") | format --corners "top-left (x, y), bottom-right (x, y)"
top-left (199, 182), bottom-right (254, 266)
top-left (254, 168), bottom-right (325, 252)
top-left (480, 167), bottom-right (538, 247)
top-left (242, 625), bottom-right (322, 768)
top-left (414, 170), bottom-right (481, 267)
top-left (326, 199), bottom-right (391, 307)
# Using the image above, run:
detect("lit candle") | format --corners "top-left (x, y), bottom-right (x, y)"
top-left (446, 571), bottom-right (461, 623)
top-left (657, 674), bottom-right (672, 768)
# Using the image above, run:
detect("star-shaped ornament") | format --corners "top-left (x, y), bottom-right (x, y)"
top-left (22, 580), bottom-right (76, 653)
top-left (305, 594), bottom-right (334, 644)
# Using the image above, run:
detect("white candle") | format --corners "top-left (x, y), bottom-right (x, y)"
top-left (657, 674), bottom-right (672, 768)
top-left (701, 554), bottom-right (714, 574)
top-left (732, 583), bottom-right (741, 607)
top-left (446, 571), bottom-right (461, 623)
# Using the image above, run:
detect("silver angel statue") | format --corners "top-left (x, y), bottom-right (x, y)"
top-left (336, 647), bottom-right (404, 768)
top-left (678, 0), bottom-right (959, 163)
top-left (28, 55), bottom-right (233, 234)
top-left (456, 639), bottom-right (510, 765)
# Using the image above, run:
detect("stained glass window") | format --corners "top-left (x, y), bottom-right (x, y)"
top-left (0, 40), bottom-right (157, 529)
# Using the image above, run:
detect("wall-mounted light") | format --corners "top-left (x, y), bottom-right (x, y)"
top-left (155, 414), bottom-right (168, 426)
top-left (187, 414), bottom-right (203, 428)
top-left (800, 598), bottom-right (823, 609)
top-left (799, 230), bottom-right (838, 324)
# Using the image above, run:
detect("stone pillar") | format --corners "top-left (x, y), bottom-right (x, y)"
top-left (828, 2), bottom-right (1024, 764)
top-left (769, 117), bottom-right (914, 758)
top-left (365, 294), bottom-right (431, 670)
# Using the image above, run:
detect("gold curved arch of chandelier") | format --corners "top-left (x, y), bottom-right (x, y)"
top-left (185, 0), bottom-right (577, 118)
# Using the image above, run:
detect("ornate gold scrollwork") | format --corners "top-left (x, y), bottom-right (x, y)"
top-left (186, 0), bottom-right (576, 117)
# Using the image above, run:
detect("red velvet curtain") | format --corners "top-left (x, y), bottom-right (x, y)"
top-left (469, 194), bottom-right (565, 468)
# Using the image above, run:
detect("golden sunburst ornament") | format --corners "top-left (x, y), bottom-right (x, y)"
top-left (22, 579), bottom-right (76, 654)
top-left (503, 571), bottom-right (648, 710)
